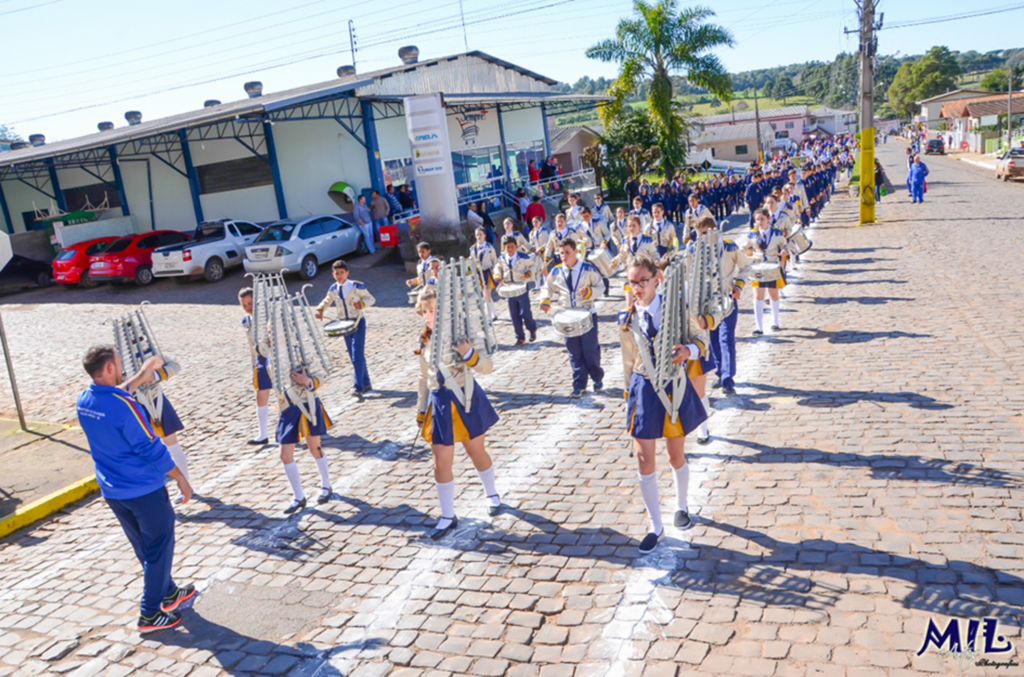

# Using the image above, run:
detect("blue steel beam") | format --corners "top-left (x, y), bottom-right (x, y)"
top-left (108, 146), bottom-right (130, 217)
top-left (0, 182), bottom-right (13, 234)
top-left (46, 160), bottom-right (67, 211)
top-left (496, 104), bottom-right (511, 196)
top-left (541, 102), bottom-right (551, 157)
top-left (262, 120), bottom-right (288, 219)
top-left (360, 100), bottom-right (385, 194)
top-left (177, 129), bottom-right (204, 225)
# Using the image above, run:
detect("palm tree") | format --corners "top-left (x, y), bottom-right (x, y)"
top-left (587, 1), bottom-right (733, 175)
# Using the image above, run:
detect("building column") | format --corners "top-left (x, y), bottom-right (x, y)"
top-left (108, 146), bottom-right (130, 216)
top-left (262, 120), bottom-right (288, 219)
top-left (178, 129), bottom-right (204, 225)
top-left (46, 160), bottom-right (67, 212)
top-left (360, 100), bottom-right (386, 195)
top-left (496, 104), bottom-right (511, 193)
top-left (541, 102), bottom-right (551, 157)
top-left (0, 182), bottom-right (13, 234)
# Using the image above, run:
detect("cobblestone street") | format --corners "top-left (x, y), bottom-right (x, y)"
top-left (1, 141), bottom-right (1023, 676)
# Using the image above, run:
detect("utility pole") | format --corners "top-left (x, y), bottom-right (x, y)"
top-left (853, 0), bottom-right (880, 225)
top-left (0, 312), bottom-right (27, 431)
top-left (754, 86), bottom-right (762, 163)
top-left (1007, 56), bottom-right (1020, 153)
top-left (348, 20), bottom-right (357, 71)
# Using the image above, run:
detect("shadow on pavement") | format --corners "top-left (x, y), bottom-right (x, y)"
top-left (792, 327), bottom-right (932, 343)
top-left (738, 382), bottom-right (954, 410)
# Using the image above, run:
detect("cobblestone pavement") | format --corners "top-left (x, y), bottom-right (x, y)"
top-left (1, 141), bottom-right (1023, 676)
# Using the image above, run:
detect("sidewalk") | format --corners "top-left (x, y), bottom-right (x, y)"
top-left (946, 149), bottom-right (999, 170)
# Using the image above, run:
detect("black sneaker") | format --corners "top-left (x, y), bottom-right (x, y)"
top-left (529, 331), bottom-right (537, 343)
top-left (514, 338), bottom-right (526, 347)
top-left (138, 611), bottom-right (182, 634)
top-left (712, 378), bottom-right (722, 389)
top-left (674, 510), bottom-right (693, 530)
top-left (160, 584), bottom-right (196, 613)
top-left (593, 382), bottom-right (603, 392)
top-left (284, 498), bottom-right (307, 515)
top-left (360, 386), bottom-right (373, 394)
top-left (317, 487), bottom-right (332, 505)
top-left (638, 530), bottom-right (662, 555)
top-left (770, 325), bottom-right (781, 332)
top-left (351, 389), bottom-right (363, 400)
top-left (247, 438), bottom-right (268, 446)
top-left (429, 516), bottom-right (458, 540)
top-left (722, 386), bottom-right (737, 397)
top-left (752, 329), bottom-right (763, 336)
top-left (569, 390), bottom-right (583, 399)
top-left (486, 495), bottom-right (502, 517)
top-left (697, 434), bottom-right (711, 445)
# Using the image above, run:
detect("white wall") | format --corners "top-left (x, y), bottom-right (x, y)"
top-left (200, 185), bottom-right (279, 223)
top-left (376, 113), bottom-right (412, 161)
top-left (0, 179), bottom-right (53, 233)
top-left (500, 106), bottom-right (544, 145)
top-left (447, 107), bottom-right (500, 150)
top-left (274, 118), bottom-right (372, 217)
top-left (188, 137), bottom-right (255, 166)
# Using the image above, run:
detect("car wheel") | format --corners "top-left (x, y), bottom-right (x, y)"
top-left (204, 257), bottom-right (225, 283)
top-left (79, 271), bottom-right (97, 289)
top-left (358, 235), bottom-right (370, 255)
top-left (300, 255), bottom-right (318, 280)
top-left (36, 271), bottom-right (52, 288)
top-left (135, 265), bottom-right (154, 286)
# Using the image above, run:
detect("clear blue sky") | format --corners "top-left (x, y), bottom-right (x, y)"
top-left (1, 0), bottom-right (1020, 141)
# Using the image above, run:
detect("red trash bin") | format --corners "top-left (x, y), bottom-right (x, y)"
top-left (379, 224), bottom-right (399, 247)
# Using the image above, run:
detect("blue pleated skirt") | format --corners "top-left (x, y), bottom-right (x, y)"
top-left (421, 384), bottom-right (499, 446)
top-left (626, 372), bottom-right (707, 439)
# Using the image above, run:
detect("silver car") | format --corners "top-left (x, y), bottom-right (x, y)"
top-left (243, 215), bottom-right (368, 279)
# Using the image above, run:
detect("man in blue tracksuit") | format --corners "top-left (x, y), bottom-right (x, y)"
top-left (908, 156), bottom-right (929, 203)
top-left (77, 346), bottom-right (195, 634)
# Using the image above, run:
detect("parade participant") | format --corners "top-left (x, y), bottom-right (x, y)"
top-left (908, 156), bottom-right (929, 203)
top-left (276, 366), bottom-right (334, 515)
top-left (565, 192), bottom-right (583, 225)
top-left (406, 242), bottom-right (437, 290)
top-left (744, 172), bottom-right (766, 227)
top-left (645, 203), bottom-right (677, 258)
top-left (609, 206), bottom-right (630, 247)
top-left (612, 215), bottom-right (659, 306)
top-left (239, 287), bottom-right (271, 445)
top-left (528, 215), bottom-right (549, 288)
top-left (543, 213), bottom-right (580, 267)
top-left (618, 255), bottom-right (708, 553)
top-left (500, 217), bottom-right (530, 250)
top-left (315, 260), bottom-right (375, 398)
top-left (77, 345), bottom-right (195, 633)
top-left (630, 195), bottom-right (651, 227)
top-left (470, 227), bottom-right (499, 321)
top-left (592, 192), bottom-right (613, 231)
top-left (750, 208), bottom-right (788, 335)
top-left (683, 193), bottom-right (709, 241)
top-left (494, 235), bottom-right (538, 346)
top-left (414, 288), bottom-right (502, 539)
top-left (579, 207), bottom-right (611, 295)
top-left (541, 239), bottom-right (605, 398)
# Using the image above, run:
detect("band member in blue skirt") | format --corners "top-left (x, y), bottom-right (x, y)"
top-left (240, 287), bottom-right (273, 445)
top-left (277, 370), bottom-right (335, 515)
top-left (618, 254), bottom-right (709, 555)
top-left (415, 288), bottom-right (503, 540)
top-left (749, 208), bottom-right (788, 335)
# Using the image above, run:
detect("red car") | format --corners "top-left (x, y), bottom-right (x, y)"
top-left (88, 230), bottom-right (191, 286)
top-left (52, 236), bottom-right (119, 288)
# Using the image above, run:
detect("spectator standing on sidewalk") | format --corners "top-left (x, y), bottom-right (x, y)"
top-left (353, 195), bottom-right (375, 254)
top-left (370, 189), bottom-right (390, 236)
top-left (385, 185), bottom-right (403, 216)
top-left (874, 160), bottom-right (886, 203)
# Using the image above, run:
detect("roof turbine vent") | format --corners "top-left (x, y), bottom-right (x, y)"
top-left (98, 121), bottom-right (114, 132)
top-left (29, 134), bottom-right (46, 146)
top-left (204, 99), bottom-right (222, 108)
top-left (125, 111), bottom-right (143, 125)
top-left (244, 81), bottom-right (263, 98)
top-left (337, 65), bottom-right (356, 78)
top-left (398, 46), bottom-right (419, 65)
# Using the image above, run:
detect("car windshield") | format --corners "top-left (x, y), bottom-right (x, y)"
top-left (254, 224), bottom-right (294, 243)
top-left (55, 249), bottom-right (77, 261)
top-left (1009, 149), bottom-right (1024, 158)
top-left (194, 224), bottom-right (225, 242)
top-left (103, 238), bottom-right (132, 254)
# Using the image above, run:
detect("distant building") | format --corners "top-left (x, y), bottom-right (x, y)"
top-left (915, 89), bottom-right (988, 130)
top-left (808, 107), bottom-right (857, 137)
top-left (940, 92), bottom-right (1024, 152)
top-left (695, 105), bottom-right (853, 148)
top-left (547, 124), bottom-right (601, 173)
top-left (690, 121), bottom-right (775, 163)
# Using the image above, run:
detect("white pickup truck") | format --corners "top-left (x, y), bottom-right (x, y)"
top-left (153, 219), bottom-right (264, 283)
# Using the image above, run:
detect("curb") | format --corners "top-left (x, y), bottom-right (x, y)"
top-left (0, 475), bottom-right (99, 539)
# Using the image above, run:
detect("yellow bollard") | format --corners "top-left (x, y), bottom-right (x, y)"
top-left (859, 129), bottom-right (876, 225)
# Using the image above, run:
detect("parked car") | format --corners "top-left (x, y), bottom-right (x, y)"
top-left (0, 255), bottom-right (52, 295)
top-left (995, 147), bottom-right (1024, 182)
top-left (924, 138), bottom-right (944, 155)
top-left (51, 236), bottom-right (120, 288)
top-left (88, 230), bottom-right (192, 286)
top-left (243, 215), bottom-right (367, 280)
top-left (153, 219), bottom-right (264, 283)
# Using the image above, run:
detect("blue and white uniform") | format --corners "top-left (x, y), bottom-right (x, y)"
top-left (242, 315), bottom-right (273, 392)
top-left (318, 280), bottom-right (375, 393)
top-left (417, 344), bottom-right (499, 445)
top-left (542, 259), bottom-right (605, 392)
top-left (276, 376), bottom-right (333, 445)
top-left (495, 251), bottom-right (538, 342)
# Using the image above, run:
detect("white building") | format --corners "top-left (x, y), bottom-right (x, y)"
top-left (915, 89), bottom-right (988, 130)
top-left (0, 49), bottom-right (607, 235)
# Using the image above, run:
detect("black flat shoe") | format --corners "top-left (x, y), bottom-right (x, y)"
top-left (283, 498), bottom-right (307, 515)
top-left (247, 438), bottom-right (268, 446)
top-left (712, 378), bottom-right (722, 389)
top-left (722, 386), bottom-right (737, 397)
top-left (752, 330), bottom-right (763, 336)
top-left (486, 495), bottom-right (501, 517)
top-left (697, 434), bottom-right (711, 445)
top-left (429, 516), bottom-right (458, 540)
top-left (317, 487), bottom-right (332, 505)
top-left (638, 530), bottom-right (662, 555)
top-left (529, 332), bottom-right (537, 343)
top-left (674, 510), bottom-right (693, 530)
top-left (770, 325), bottom-right (781, 331)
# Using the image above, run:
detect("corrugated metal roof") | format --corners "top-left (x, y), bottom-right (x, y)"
top-left (916, 89), bottom-right (989, 105)
top-left (810, 106), bottom-right (855, 117)
top-left (0, 51), bottom-right (565, 168)
top-left (699, 105), bottom-right (810, 126)
top-left (941, 92), bottom-right (1024, 119)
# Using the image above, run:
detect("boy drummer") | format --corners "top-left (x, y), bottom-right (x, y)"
top-left (494, 235), bottom-right (537, 346)
top-left (315, 260), bottom-right (375, 398)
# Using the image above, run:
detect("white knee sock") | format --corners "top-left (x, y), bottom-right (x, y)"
top-left (673, 464), bottom-right (690, 511)
top-left (256, 405), bottom-right (269, 440)
top-left (283, 462), bottom-right (304, 501)
top-left (476, 466), bottom-right (500, 506)
top-left (754, 299), bottom-right (765, 332)
top-left (314, 456), bottom-right (331, 490)
top-left (166, 443), bottom-right (190, 484)
top-left (638, 472), bottom-right (663, 535)
top-left (770, 300), bottom-right (781, 328)
top-left (698, 397), bottom-right (711, 437)
top-left (436, 480), bottom-right (456, 528)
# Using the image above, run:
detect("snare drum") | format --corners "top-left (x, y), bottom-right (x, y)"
top-left (325, 319), bottom-right (359, 337)
top-left (408, 289), bottom-right (421, 306)
top-left (787, 229), bottom-right (812, 256)
top-left (751, 262), bottom-right (782, 283)
top-left (497, 282), bottom-right (528, 299)
top-left (587, 248), bottom-right (614, 277)
top-left (552, 308), bottom-right (594, 338)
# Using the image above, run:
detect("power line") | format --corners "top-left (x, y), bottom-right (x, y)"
top-left (880, 2), bottom-right (1024, 30)
top-left (0, 0), bottom-right (59, 16)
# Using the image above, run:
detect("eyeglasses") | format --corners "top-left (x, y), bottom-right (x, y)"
top-left (627, 276), bottom-right (655, 289)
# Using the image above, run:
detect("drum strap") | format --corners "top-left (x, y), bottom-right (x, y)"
top-left (562, 265), bottom-right (582, 308)
top-left (336, 286), bottom-right (350, 320)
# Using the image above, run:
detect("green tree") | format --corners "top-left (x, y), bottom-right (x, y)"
top-left (980, 67), bottom-right (1023, 92)
top-left (886, 46), bottom-right (962, 118)
top-left (0, 124), bottom-right (20, 141)
top-left (587, 0), bottom-right (733, 176)
top-left (599, 108), bottom-right (660, 196)
top-left (772, 75), bottom-right (797, 103)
